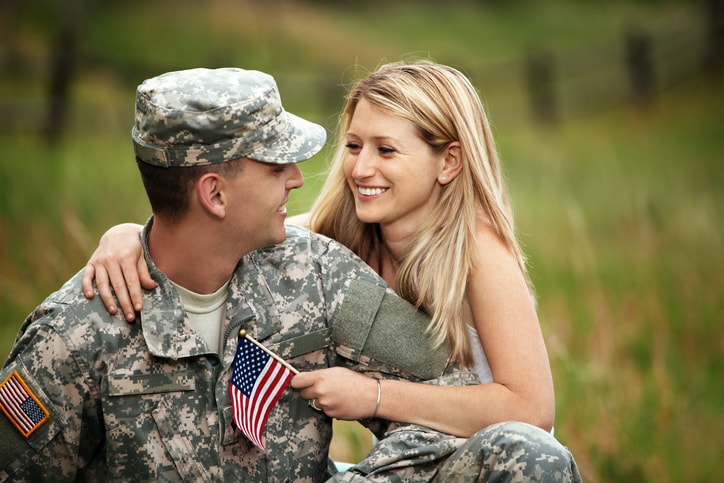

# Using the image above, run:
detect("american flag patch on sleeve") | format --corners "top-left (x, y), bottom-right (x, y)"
top-left (0, 371), bottom-right (50, 438)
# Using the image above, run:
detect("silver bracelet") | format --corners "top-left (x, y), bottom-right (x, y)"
top-left (371, 378), bottom-right (381, 419)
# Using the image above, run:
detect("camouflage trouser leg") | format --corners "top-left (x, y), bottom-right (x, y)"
top-left (328, 421), bottom-right (582, 482)
top-left (433, 422), bottom-right (582, 483)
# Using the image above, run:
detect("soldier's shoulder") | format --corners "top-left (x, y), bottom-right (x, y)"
top-left (18, 269), bottom-right (126, 347)
top-left (284, 224), bottom-right (334, 244)
top-left (255, 225), bottom-right (337, 258)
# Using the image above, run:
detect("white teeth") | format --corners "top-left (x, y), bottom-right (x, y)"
top-left (278, 205), bottom-right (287, 214)
top-left (358, 187), bottom-right (386, 196)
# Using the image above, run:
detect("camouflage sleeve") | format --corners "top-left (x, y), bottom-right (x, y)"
top-left (0, 303), bottom-right (102, 481)
top-left (331, 279), bottom-right (451, 381)
top-left (303, 230), bottom-right (484, 441)
top-left (309, 232), bottom-right (453, 381)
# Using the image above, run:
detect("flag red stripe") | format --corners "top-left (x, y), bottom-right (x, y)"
top-left (241, 360), bottom-right (292, 449)
top-left (249, 362), bottom-right (282, 437)
top-left (249, 362), bottom-right (289, 443)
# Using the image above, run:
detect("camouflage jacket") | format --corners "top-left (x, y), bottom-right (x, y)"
top-left (0, 223), bottom-right (463, 482)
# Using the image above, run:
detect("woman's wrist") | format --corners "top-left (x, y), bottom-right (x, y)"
top-left (370, 378), bottom-right (381, 419)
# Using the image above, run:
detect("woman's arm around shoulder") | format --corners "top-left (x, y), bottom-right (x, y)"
top-left (324, 221), bottom-right (555, 437)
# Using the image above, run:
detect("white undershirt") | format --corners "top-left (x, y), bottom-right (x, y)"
top-left (171, 279), bottom-right (230, 355)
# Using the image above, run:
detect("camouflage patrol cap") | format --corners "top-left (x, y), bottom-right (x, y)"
top-left (132, 67), bottom-right (326, 167)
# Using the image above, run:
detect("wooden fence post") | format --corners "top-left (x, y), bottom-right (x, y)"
top-left (43, 0), bottom-right (82, 144)
top-left (703, 0), bottom-right (724, 78)
top-left (625, 28), bottom-right (656, 107)
top-left (525, 51), bottom-right (557, 124)
top-left (44, 26), bottom-right (77, 143)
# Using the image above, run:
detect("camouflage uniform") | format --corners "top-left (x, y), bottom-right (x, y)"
top-left (0, 221), bottom-right (452, 481)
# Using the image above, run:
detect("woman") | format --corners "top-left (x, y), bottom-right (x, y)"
top-left (83, 60), bottom-right (580, 480)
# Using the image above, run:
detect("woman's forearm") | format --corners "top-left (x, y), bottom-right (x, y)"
top-left (375, 379), bottom-right (554, 437)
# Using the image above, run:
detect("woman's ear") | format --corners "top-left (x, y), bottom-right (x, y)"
top-left (438, 141), bottom-right (463, 185)
top-left (196, 173), bottom-right (226, 219)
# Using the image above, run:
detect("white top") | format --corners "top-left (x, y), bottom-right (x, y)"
top-left (468, 325), bottom-right (493, 384)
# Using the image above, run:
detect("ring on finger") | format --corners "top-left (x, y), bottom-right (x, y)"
top-left (309, 398), bottom-right (322, 412)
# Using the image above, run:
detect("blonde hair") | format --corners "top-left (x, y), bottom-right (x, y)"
top-left (309, 60), bottom-right (530, 367)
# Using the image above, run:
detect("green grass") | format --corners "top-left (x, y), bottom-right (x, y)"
top-left (1, 1), bottom-right (721, 481)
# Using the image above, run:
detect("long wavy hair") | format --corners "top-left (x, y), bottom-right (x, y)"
top-left (309, 60), bottom-right (531, 367)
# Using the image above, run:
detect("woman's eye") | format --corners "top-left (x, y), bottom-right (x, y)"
top-left (344, 142), bottom-right (395, 155)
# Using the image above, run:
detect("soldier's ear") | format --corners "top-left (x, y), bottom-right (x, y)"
top-left (196, 173), bottom-right (226, 219)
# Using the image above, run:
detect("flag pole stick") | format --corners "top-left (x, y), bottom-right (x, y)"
top-left (239, 330), bottom-right (300, 375)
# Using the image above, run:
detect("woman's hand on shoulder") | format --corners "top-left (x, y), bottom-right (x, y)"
top-left (81, 223), bottom-right (153, 322)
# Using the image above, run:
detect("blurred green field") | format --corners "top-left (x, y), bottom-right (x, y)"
top-left (1, 1), bottom-right (722, 481)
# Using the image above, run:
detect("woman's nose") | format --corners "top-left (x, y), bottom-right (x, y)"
top-left (351, 148), bottom-right (376, 179)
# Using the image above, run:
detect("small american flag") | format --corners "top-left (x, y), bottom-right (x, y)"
top-left (0, 371), bottom-right (49, 438)
top-left (229, 334), bottom-right (296, 451)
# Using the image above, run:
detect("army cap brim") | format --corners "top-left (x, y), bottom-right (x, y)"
top-left (132, 67), bottom-right (327, 167)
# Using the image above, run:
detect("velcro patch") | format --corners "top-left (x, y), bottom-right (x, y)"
top-left (0, 371), bottom-right (50, 438)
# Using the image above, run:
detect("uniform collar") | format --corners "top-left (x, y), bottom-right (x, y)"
top-left (139, 217), bottom-right (212, 359)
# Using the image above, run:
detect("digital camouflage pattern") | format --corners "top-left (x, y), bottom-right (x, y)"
top-left (331, 421), bottom-right (582, 482)
top-left (132, 67), bottom-right (327, 167)
top-left (0, 222), bottom-right (581, 482)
